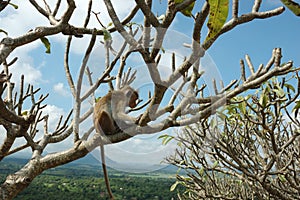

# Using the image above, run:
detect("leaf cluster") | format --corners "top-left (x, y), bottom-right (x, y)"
top-left (168, 72), bottom-right (300, 199)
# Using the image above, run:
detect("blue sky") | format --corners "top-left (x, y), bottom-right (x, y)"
top-left (171, 0), bottom-right (300, 83)
top-left (2, 0), bottom-right (299, 106)
top-left (1, 0), bottom-right (300, 170)
top-left (209, 5), bottom-right (300, 82)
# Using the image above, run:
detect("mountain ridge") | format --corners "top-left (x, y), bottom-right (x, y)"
top-left (1, 155), bottom-right (181, 175)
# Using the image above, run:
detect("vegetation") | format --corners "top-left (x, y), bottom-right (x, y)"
top-left (0, 0), bottom-right (299, 199)
top-left (0, 158), bottom-right (182, 200)
top-left (167, 72), bottom-right (300, 199)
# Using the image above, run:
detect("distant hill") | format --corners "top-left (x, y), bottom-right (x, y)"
top-left (2, 157), bottom-right (29, 165)
top-left (0, 155), bottom-right (182, 176)
top-left (68, 153), bottom-right (181, 174)
top-left (0, 157), bottom-right (183, 200)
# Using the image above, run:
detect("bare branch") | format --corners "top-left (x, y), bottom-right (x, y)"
top-left (103, 0), bottom-right (142, 49)
top-left (53, 0), bottom-right (61, 17)
top-left (73, 31), bottom-right (97, 142)
top-left (135, 0), bottom-right (160, 27)
top-left (83, 0), bottom-right (92, 28)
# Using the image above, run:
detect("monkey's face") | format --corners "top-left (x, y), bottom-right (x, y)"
top-left (128, 91), bottom-right (139, 108)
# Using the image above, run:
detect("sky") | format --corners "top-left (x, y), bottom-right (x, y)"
top-left (0, 0), bottom-right (300, 172)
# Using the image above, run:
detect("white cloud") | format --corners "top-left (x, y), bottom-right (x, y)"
top-left (1, 0), bottom-right (137, 55)
top-left (38, 104), bottom-right (74, 153)
top-left (0, 2), bottom-right (48, 38)
top-left (0, 104), bottom-right (69, 157)
top-left (100, 132), bottom-right (178, 164)
top-left (10, 62), bottom-right (43, 85)
top-left (47, 0), bottom-right (137, 55)
top-left (3, 41), bottom-right (44, 88)
top-left (53, 82), bottom-right (70, 97)
top-left (1, 1), bottom-right (178, 165)
top-left (0, 0), bottom-right (139, 86)
top-left (95, 137), bottom-right (178, 173)
top-left (34, 105), bottom-right (67, 137)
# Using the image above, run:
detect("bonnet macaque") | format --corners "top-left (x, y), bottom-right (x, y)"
top-left (93, 86), bottom-right (140, 135)
top-left (93, 86), bottom-right (140, 200)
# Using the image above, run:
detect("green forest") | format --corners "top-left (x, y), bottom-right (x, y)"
top-left (1, 1), bottom-right (300, 199)
top-left (0, 158), bottom-right (182, 200)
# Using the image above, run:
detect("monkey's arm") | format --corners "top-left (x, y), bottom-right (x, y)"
top-left (113, 112), bottom-right (140, 133)
top-left (113, 112), bottom-right (137, 123)
top-left (111, 90), bottom-right (138, 123)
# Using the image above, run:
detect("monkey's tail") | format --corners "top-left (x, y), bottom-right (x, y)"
top-left (100, 145), bottom-right (114, 200)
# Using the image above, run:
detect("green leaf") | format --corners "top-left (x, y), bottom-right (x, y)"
top-left (40, 37), bottom-right (51, 54)
top-left (95, 97), bottom-right (101, 103)
top-left (175, 0), bottom-right (195, 17)
top-left (273, 83), bottom-right (285, 97)
top-left (259, 86), bottom-right (270, 107)
top-left (102, 28), bottom-right (112, 41)
top-left (158, 134), bottom-right (174, 145)
top-left (273, 88), bottom-right (285, 98)
top-left (293, 100), bottom-right (300, 111)
top-left (157, 134), bottom-right (167, 139)
top-left (21, 110), bottom-right (28, 116)
top-left (198, 167), bottom-right (204, 176)
top-left (284, 83), bottom-right (296, 93)
top-left (238, 101), bottom-right (247, 115)
top-left (181, 2), bottom-right (195, 17)
top-left (205, 0), bottom-right (229, 42)
top-left (212, 160), bottom-right (219, 168)
top-left (8, 2), bottom-right (18, 9)
top-left (292, 100), bottom-right (300, 118)
top-left (278, 174), bottom-right (287, 182)
top-left (164, 136), bottom-right (174, 145)
top-left (170, 181), bottom-right (179, 191)
top-left (259, 93), bottom-right (268, 107)
top-left (0, 29), bottom-right (8, 35)
top-left (226, 104), bottom-right (238, 115)
top-left (107, 22), bottom-right (113, 27)
top-left (280, 0), bottom-right (300, 16)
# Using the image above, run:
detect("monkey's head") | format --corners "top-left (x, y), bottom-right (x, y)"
top-left (127, 90), bottom-right (139, 108)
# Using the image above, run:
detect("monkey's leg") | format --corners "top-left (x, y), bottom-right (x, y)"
top-left (98, 111), bottom-right (115, 135)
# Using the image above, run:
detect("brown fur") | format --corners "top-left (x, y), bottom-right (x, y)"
top-left (93, 86), bottom-right (139, 135)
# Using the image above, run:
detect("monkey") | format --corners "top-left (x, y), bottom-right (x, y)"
top-left (94, 86), bottom-right (139, 134)
top-left (93, 86), bottom-right (140, 200)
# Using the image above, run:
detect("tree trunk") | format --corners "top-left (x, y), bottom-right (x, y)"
top-left (0, 159), bottom-right (43, 200)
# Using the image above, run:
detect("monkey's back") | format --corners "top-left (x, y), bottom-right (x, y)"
top-left (93, 92), bottom-right (115, 134)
